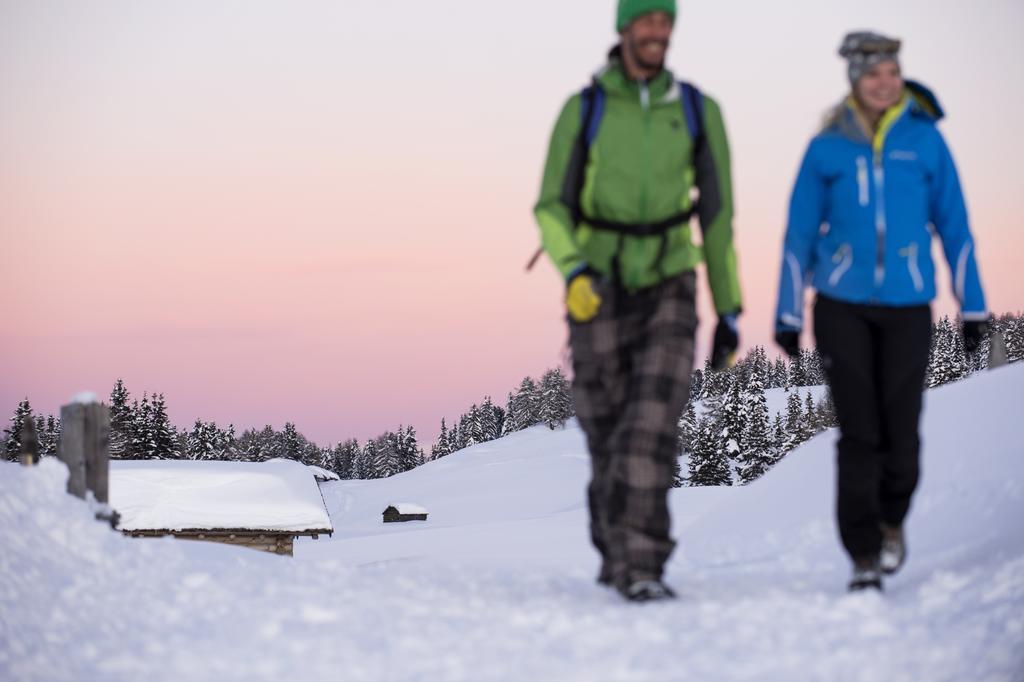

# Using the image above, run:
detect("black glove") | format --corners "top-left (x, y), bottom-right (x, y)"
top-left (962, 318), bottom-right (990, 353)
top-left (775, 328), bottom-right (801, 359)
top-left (710, 314), bottom-right (739, 371)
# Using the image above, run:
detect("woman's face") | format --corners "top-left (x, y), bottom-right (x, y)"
top-left (854, 61), bottom-right (904, 115)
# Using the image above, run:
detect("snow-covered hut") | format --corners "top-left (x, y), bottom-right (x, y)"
top-left (109, 459), bottom-right (333, 556)
top-left (383, 503), bottom-right (428, 523)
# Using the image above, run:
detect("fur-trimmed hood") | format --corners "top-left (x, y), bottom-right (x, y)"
top-left (822, 79), bottom-right (945, 143)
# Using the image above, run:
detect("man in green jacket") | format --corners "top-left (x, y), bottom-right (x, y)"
top-left (534, 0), bottom-right (742, 602)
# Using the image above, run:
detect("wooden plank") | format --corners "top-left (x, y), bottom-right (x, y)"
top-left (58, 404), bottom-right (87, 499)
top-left (83, 403), bottom-right (111, 504)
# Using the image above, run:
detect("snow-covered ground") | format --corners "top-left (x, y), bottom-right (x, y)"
top-left (2, 366), bottom-right (1022, 681)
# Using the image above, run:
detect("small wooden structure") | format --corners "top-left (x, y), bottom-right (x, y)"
top-left (383, 503), bottom-right (428, 523)
top-left (123, 528), bottom-right (320, 556)
top-left (110, 459), bottom-right (333, 556)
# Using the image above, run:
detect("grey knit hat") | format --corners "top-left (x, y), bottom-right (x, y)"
top-left (839, 31), bottom-right (902, 85)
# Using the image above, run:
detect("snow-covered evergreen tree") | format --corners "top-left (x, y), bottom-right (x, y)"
top-left (463, 405), bottom-right (485, 446)
top-left (431, 418), bottom-right (451, 460)
top-left (539, 368), bottom-right (573, 430)
top-left (185, 420), bottom-right (218, 460)
top-left (509, 377), bottom-right (541, 431)
top-left (301, 443), bottom-right (320, 467)
top-left (816, 390), bottom-right (838, 430)
top-left (33, 415), bottom-right (45, 455)
top-left (688, 416), bottom-right (731, 486)
top-left (788, 351), bottom-right (807, 388)
top-left (718, 376), bottom-right (747, 463)
top-left (238, 425), bottom-right (277, 462)
top-left (677, 399), bottom-right (698, 455)
top-left (109, 379), bottom-right (131, 458)
top-left (1001, 314), bottom-right (1022, 363)
top-left (928, 316), bottom-right (967, 387)
top-left (700, 357), bottom-right (728, 398)
top-left (220, 425), bottom-right (239, 461)
top-left (781, 388), bottom-right (805, 455)
top-left (690, 369), bottom-right (704, 401)
top-left (4, 399), bottom-right (33, 462)
top-left (771, 413), bottom-right (786, 462)
top-left (150, 394), bottom-right (177, 459)
top-left (801, 350), bottom-right (824, 386)
top-left (372, 432), bottom-right (401, 478)
top-left (803, 392), bottom-right (819, 439)
top-left (398, 425), bottom-right (422, 473)
top-left (451, 416), bottom-right (467, 452)
top-left (501, 392), bottom-right (517, 437)
top-left (771, 358), bottom-right (789, 389)
top-left (490, 401), bottom-right (506, 440)
top-left (353, 439), bottom-right (372, 479)
top-left (40, 414), bottom-right (60, 458)
top-left (737, 362), bottom-right (772, 485)
top-left (127, 394), bottom-right (156, 459)
top-left (279, 422), bottom-right (303, 461)
top-left (340, 439), bottom-right (361, 478)
top-left (478, 397), bottom-right (499, 442)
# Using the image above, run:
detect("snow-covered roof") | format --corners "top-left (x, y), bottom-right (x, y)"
top-left (305, 465), bottom-right (340, 482)
top-left (110, 459), bottom-right (333, 533)
top-left (385, 503), bottom-right (428, 516)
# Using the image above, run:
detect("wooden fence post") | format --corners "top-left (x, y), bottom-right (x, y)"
top-left (19, 418), bottom-right (39, 466)
top-left (57, 394), bottom-right (110, 504)
top-left (58, 402), bottom-right (88, 499)
top-left (84, 402), bottom-right (111, 505)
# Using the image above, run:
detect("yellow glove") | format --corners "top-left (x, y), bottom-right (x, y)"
top-left (566, 274), bottom-right (602, 323)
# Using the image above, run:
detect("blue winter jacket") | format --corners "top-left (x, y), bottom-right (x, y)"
top-left (775, 81), bottom-right (987, 331)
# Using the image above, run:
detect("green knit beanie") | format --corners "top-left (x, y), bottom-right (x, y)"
top-left (616, 0), bottom-right (676, 32)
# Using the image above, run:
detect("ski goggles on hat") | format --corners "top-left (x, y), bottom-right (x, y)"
top-left (839, 32), bottom-right (902, 59)
top-left (853, 36), bottom-right (901, 55)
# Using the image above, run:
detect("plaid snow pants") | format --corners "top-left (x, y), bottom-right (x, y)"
top-left (568, 271), bottom-right (697, 587)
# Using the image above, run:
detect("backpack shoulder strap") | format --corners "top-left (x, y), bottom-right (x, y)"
top-left (679, 81), bottom-right (705, 148)
top-left (560, 80), bottom-right (605, 225)
top-left (582, 81), bottom-right (606, 146)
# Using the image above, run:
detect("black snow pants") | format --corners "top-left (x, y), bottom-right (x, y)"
top-left (813, 294), bottom-right (932, 561)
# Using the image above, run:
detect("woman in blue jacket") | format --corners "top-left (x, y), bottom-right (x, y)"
top-left (773, 32), bottom-right (989, 591)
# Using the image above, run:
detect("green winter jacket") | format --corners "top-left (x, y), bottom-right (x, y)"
top-left (534, 58), bottom-right (742, 314)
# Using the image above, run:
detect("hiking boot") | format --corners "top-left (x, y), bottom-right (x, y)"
top-left (619, 579), bottom-right (677, 603)
top-left (848, 556), bottom-right (883, 592)
top-left (880, 524), bottom-right (906, 575)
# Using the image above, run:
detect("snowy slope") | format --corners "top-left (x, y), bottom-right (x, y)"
top-left (2, 366), bottom-right (1023, 682)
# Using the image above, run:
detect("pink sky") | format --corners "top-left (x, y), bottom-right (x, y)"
top-left (2, 1), bottom-right (1021, 447)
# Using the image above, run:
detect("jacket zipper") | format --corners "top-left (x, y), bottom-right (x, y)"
top-left (639, 80), bottom-right (651, 224)
top-left (627, 79), bottom-right (651, 286)
top-left (873, 150), bottom-right (886, 289)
